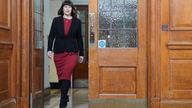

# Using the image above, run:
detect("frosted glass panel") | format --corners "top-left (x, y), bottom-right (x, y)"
top-left (34, 0), bottom-right (43, 49)
top-left (98, 0), bottom-right (111, 11)
top-left (99, 30), bottom-right (137, 47)
top-left (98, 0), bottom-right (138, 48)
top-left (112, 0), bottom-right (124, 10)
top-left (34, 0), bottom-right (41, 12)
top-left (99, 30), bottom-right (109, 40)
top-left (125, 0), bottom-right (137, 9)
top-left (124, 30), bottom-right (137, 47)
top-left (99, 12), bottom-right (111, 29)
top-left (125, 10), bottom-right (137, 28)
top-left (111, 11), bottom-right (124, 29)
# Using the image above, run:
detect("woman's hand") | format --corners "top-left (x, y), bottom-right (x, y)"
top-left (47, 51), bottom-right (53, 59)
top-left (79, 56), bottom-right (84, 63)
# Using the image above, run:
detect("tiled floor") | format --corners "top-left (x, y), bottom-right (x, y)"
top-left (44, 88), bottom-right (147, 108)
top-left (44, 88), bottom-right (88, 108)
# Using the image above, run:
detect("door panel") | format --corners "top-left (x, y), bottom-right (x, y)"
top-left (30, 0), bottom-right (44, 107)
top-left (100, 67), bottom-right (136, 95)
top-left (0, 0), bottom-right (10, 29)
top-left (0, 0), bottom-right (17, 107)
top-left (89, 0), bottom-right (147, 102)
top-left (98, 49), bottom-right (137, 66)
top-left (170, 0), bottom-right (192, 30)
top-left (160, 0), bottom-right (192, 107)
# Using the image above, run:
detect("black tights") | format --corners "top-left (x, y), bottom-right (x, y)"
top-left (59, 80), bottom-right (70, 108)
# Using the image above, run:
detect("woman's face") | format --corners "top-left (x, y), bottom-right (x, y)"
top-left (63, 5), bottom-right (72, 16)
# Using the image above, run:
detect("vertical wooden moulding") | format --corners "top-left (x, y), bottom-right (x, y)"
top-left (17, 0), bottom-right (30, 107)
top-left (88, 0), bottom-right (100, 99)
top-left (148, 0), bottom-right (161, 108)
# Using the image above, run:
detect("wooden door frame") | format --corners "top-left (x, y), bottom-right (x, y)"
top-left (16, 0), bottom-right (31, 107)
top-left (17, 0), bottom-right (160, 107)
top-left (19, 0), bottom-right (44, 107)
top-left (147, 0), bottom-right (162, 108)
top-left (15, 0), bottom-right (162, 107)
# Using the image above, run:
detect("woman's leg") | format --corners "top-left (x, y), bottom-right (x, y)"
top-left (59, 80), bottom-right (70, 108)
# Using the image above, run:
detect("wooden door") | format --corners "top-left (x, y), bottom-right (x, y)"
top-left (30, 0), bottom-right (44, 108)
top-left (0, 0), bottom-right (18, 107)
top-left (88, 0), bottom-right (147, 107)
top-left (73, 5), bottom-right (88, 88)
top-left (160, 0), bottom-right (192, 107)
top-left (0, 0), bottom-right (31, 108)
top-left (0, 0), bottom-right (43, 107)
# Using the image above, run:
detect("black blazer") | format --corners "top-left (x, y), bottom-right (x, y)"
top-left (48, 16), bottom-right (84, 56)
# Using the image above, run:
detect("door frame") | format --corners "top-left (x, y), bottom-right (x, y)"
top-left (147, 0), bottom-right (162, 108)
top-left (16, 0), bottom-right (31, 107)
top-left (20, 0), bottom-right (160, 107)
top-left (10, 0), bottom-right (166, 107)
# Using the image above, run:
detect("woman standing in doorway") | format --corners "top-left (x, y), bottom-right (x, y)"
top-left (47, 0), bottom-right (84, 107)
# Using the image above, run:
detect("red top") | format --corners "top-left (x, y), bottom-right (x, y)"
top-left (64, 18), bottom-right (72, 36)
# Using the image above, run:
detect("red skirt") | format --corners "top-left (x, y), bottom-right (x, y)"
top-left (54, 52), bottom-right (78, 80)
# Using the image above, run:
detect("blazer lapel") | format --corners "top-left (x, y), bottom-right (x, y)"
top-left (58, 16), bottom-right (65, 37)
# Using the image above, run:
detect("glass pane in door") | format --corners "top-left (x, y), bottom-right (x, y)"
top-left (98, 0), bottom-right (138, 48)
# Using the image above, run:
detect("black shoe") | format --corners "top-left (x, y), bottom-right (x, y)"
top-left (60, 94), bottom-right (69, 107)
top-left (59, 103), bottom-right (67, 108)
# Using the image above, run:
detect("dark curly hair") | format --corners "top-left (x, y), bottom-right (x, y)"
top-left (58, 0), bottom-right (76, 17)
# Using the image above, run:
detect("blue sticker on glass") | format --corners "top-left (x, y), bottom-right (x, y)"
top-left (98, 40), bottom-right (106, 48)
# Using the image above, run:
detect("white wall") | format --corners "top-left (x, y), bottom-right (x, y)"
top-left (44, 0), bottom-right (51, 88)
top-left (48, 0), bottom-right (61, 82)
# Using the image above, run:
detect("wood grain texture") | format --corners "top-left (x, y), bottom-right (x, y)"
top-left (170, 0), bottom-right (192, 30)
top-left (158, 0), bottom-right (192, 107)
top-left (100, 67), bottom-right (136, 94)
top-left (88, 0), bottom-right (100, 99)
top-left (30, 0), bottom-right (44, 107)
top-left (98, 49), bottom-right (137, 66)
top-left (89, 0), bottom-right (147, 102)
top-left (0, 0), bottom-right (10, 29)
top-left (148, 0), bottom-right (162, 107)
top-left (0, 0), bottom-right (17, 107)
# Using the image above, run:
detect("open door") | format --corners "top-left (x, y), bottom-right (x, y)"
top-left (73, 5), bottom-right (89, 88)
top-left (88, 0), bottom-right (147, 107)
top-left (30, 0), bottom-right (44, 107)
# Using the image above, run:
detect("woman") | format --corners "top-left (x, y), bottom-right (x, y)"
top-left (47, 0), bottom-right (84, 107)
